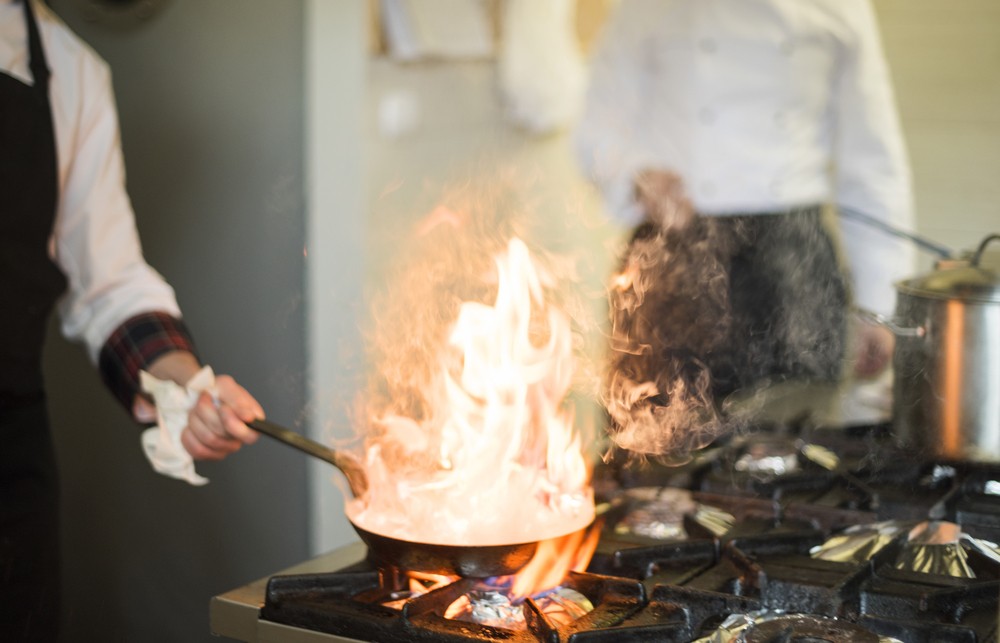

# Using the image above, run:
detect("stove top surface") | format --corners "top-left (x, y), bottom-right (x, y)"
top-left (215, 422), bottom-right (1000, 642)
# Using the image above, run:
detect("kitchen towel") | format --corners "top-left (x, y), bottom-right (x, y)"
top-left (138, 366), bottom-right (215, 486)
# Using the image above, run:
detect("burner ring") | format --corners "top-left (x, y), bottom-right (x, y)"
top-left (746, 614), bottom-right (880, 643)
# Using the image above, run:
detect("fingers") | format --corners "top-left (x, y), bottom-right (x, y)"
top-left (213, 375), bottom-right (263, 445)
top-left (183, 393), bottom-right (243, 461)
top-left (181, 376), bottom-right (265, 461)
top-left (181, 425), bottom-right (234, 460)
top-left (215, 375), bottom-right (265, 423)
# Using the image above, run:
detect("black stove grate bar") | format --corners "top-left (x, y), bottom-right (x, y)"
top-left (606, 539), bottom-right (718, 580)
top-left (923, 581), bottom-right (1000, 618)
top-left (650, 584), bottom-right (762, 631)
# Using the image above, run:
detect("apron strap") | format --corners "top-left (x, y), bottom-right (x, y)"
top-left (22, 0), bottom-right (50, 99)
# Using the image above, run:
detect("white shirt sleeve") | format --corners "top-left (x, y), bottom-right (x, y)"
top-left (832, 0), bottom-right (916, 317)
top-left (573, 1), bottom-right (654, 226)
top-left (47, 28), bottom-right (182, 363)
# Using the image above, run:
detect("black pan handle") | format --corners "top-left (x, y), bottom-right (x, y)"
top-left (838, 206), bottom-right (953, 259)
top-left (248, 419), bottom-right (368, 498)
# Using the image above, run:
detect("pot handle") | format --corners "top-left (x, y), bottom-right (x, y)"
top-left (971, 233), bottom-right (1000, 267)
top-left (855, 308), bottom-right (925, 338)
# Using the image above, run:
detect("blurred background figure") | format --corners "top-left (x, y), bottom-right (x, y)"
top-left (575, 0), bottom-right (915, 438)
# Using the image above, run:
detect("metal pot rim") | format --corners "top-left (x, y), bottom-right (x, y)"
top-left (896, 266), bottom-right (1000, 304)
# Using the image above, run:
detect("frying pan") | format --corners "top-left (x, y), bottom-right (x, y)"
top-left (247, 419), bottom-right (541, 576)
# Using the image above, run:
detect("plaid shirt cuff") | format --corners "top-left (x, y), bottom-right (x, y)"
top-left (98, 312), bottom-right (199, 412)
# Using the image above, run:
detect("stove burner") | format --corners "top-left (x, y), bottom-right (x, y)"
top-left (610, 487), bottom-right (738, 542)
top-left (810, 520), bottom-right (910, 564)
top-left (893, 520), bottom-right (1000, 578)
top-left (693, 611), bottom-right (905, 643)
top-left (614, 487), bottom-right (697, 540)
top-left (734, 441), bottom-right (800, 477)
top-left (446, 589), bottom-right (525, 628)
top-left (742, 613), bottom-right (890, 643)
top-left (444, 585), bottom-right (594, 629)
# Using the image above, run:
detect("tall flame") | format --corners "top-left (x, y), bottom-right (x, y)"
top-left (347, 236), bottom-right (595, 546)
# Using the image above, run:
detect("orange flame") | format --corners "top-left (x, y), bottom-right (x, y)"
top-left (510, 521), bottom-right (602, 598)
top-left (347, 236), bottom-right (595, 547)
top-left (407, 571), bottom-right (455, 595)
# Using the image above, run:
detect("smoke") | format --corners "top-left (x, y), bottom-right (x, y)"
top-left (359, 181), bottom-right (594, 441)
top-left (603, 211), bottom-right (848, 460)
top-left (604, 219), bottom-right (732, 460)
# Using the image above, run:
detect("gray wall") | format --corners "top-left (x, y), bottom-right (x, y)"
top-left (873, 0), bottom-right (1000, 254)
top-left (42, 1), bottom-right (309, 641)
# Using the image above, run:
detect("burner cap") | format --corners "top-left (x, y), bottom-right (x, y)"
top-left (745, 614), bottom-right (880, 642)
top-left (734, 441), bottom-right (800, 476)
top-left (694, 612), bottom-right (903, 643)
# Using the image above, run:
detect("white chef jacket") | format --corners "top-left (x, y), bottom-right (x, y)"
top-left (575, 0), bottom-right (916, 316)
top-left (0, 0), bottom-right (182, 361)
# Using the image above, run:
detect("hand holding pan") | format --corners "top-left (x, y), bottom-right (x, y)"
top-left (247, 418), bottom-right (545, 577)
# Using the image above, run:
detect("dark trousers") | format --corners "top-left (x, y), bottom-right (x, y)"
top-left (0, 399), bottom-right (60, 643)
top-left (712, 209), bottom-right (848, 394)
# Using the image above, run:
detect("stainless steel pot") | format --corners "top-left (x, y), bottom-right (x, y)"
top-left (888, 234), bottom-right (1000, 461)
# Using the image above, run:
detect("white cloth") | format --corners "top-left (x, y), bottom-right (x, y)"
top-left (574, 0), bottom-right (916, 316)
top-left (0, 0), bottom-right (182, 361)
top-left (139, 366), bottom-right (215, 486)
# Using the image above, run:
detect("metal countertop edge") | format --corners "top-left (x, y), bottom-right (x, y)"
top-left (210, 541), bottom-right (369, 642)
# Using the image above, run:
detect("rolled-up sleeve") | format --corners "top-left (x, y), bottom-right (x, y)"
top-left (98, 312), bottom-right (197, 410)
top-left (832, 0), bottom-right (916, 316)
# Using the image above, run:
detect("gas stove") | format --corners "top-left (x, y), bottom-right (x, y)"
top-left (211, 422), bottom-right (1000, 642)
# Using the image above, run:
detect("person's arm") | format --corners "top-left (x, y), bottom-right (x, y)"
top-left (52, 43), bottom-right (261, 458)
top-left (831, 0), bottom-right (916, 375)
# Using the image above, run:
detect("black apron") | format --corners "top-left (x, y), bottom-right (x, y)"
top-left (0, 1), bottom-right (68, 640)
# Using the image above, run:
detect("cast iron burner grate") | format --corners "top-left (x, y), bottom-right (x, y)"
top-left (262, 566), bottom-right (646, 642)
top-left (260, 423), bottom-right (1000, 641)
top-left (262, 528), bottom-right (998, 641)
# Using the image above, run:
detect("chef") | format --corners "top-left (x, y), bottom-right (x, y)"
top-left (0, 1), bottom-right (262, 639)
top-left (576, 0), bottom-right (916, 400)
